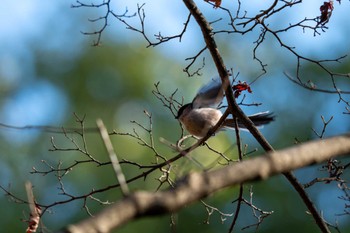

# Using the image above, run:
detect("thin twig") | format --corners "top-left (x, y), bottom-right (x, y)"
top-left (228, 116), bottom-right (244, 232)
top-left (97, 119), bottom-right (129, 196)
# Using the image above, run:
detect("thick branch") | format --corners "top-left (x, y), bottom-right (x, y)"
top-left (58, 134), bottom-right (350, 233)
top-left (182, 0), bottom-right (272, 149)
top-left (182, 1), bottom-right (332, 232)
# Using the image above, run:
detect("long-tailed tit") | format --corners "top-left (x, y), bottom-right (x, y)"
top-left (175, 78), bottom-right (274, 138)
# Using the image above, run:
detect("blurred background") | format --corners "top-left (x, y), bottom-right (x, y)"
top-left (0, 0), bottom-right (349, 232)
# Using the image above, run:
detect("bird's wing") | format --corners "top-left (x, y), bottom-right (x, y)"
top-left (192, 77), bottom-right (224, 109)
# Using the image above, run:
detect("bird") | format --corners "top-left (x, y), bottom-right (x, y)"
top-left (175, 78), bottom-right (274, 138)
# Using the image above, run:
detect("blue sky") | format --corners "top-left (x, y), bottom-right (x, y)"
top-left (0, 1), bottom-right (349, 140)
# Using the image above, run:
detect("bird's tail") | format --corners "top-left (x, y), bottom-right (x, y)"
top-left (224, 112), bottom-right (275, 129)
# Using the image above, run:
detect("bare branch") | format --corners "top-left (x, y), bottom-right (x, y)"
top-left (228, 117), bottom-right (244, 232)
top-left (58, 133), bottom-right (350, 233)
top-left (72, 0), bottom-right (136, 46)
top-left (201, 200), bottom-right (233, 224)
top-left (241, 186), bottom-right (273, 231)
top-left (97, 119), bottom-right (129, 196)
top-left (115, 4), bottom-right (191, 48)
top-left (183, 47), bottom-right (207, 77)
top-left (312, 115), bottom-right (334, 139)
top-left (25, 182), bottom-right (42, 233)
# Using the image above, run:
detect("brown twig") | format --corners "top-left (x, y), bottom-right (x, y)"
top-left (228, 117), bottom-right (244, 232)
top-left (97, 119), bottom-right (130, 196)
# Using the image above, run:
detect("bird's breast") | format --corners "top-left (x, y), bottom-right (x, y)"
top-left (180, 108), bottom-right (222, 138)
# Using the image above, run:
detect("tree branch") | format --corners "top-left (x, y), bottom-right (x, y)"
top-left (182, 1), bottom-right (333, 232)
top-left (58, 133), bottom-right (350, 233)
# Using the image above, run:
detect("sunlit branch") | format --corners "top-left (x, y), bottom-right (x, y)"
top-left (57, 133), bottom-right (350, 233)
